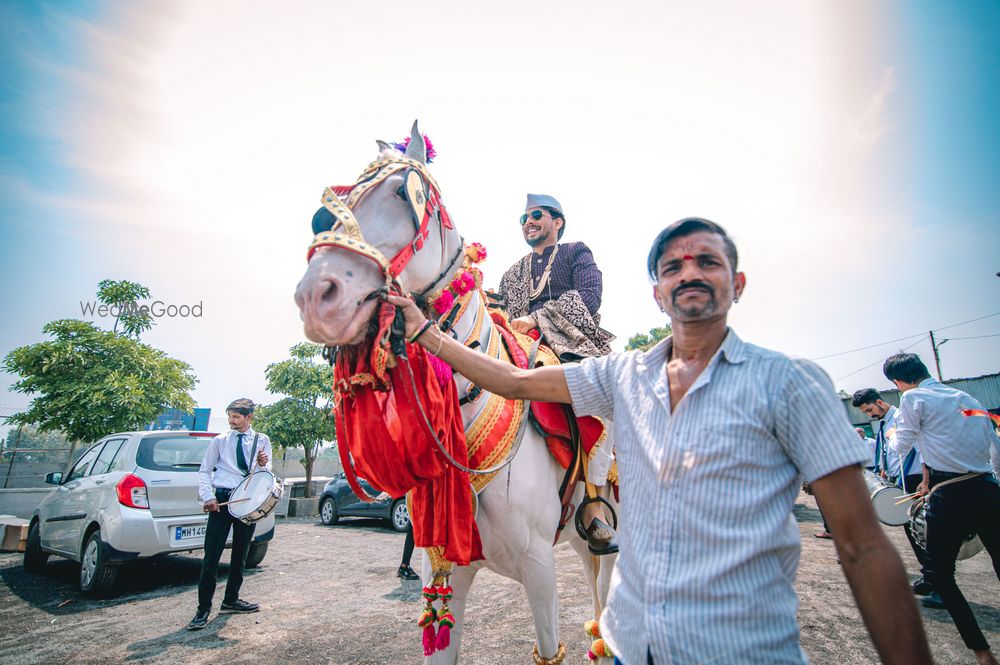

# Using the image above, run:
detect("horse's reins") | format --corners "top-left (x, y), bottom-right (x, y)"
top-left (390, 308), bottom-right (541, 477)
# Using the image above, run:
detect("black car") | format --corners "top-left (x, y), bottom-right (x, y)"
top-left (318, 473), bottom-right (410, 532)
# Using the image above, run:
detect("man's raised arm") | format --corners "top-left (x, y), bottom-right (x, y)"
top-left (385, 294), bottom-right (571, 404)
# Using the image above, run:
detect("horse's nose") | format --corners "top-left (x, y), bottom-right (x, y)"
top-left (297, 275), bottom-right (345, 322)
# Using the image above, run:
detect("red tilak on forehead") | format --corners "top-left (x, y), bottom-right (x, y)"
top-left (682, 255), bottom-right (695, 261)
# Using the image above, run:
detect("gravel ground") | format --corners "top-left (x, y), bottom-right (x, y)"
top-left (0, 493), bottom-right (997, 664)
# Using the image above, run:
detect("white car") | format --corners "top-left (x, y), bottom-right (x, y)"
top-left (24, 431), bottom-right (275, 596)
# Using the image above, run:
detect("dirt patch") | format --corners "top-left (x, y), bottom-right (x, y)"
top-left (0, 494), bottom-right (996, 664)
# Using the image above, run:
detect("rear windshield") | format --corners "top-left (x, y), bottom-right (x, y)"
top-left (136, 436), bottom-right (211, 472)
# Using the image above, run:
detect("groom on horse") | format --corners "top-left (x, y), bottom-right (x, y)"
top-left (496, 193), bottom-right (619, 556)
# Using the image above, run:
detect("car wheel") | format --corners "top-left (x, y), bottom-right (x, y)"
top-left (245, 541), bottom-right (268, 569)
top-left (320, 497), bottom-right (339, 526)
top-left (23, 521), bottom-right (48, 573)
top-left (390, 499), bottom-right (410, 533)
top-left (79, 530), bottom-right (117, 597)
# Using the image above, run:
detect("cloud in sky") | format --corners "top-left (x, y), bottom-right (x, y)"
top-left (2, 0), bottom-right (998, 427)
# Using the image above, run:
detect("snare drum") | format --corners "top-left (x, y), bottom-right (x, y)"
top-left (909, 502), bottom-right (984, 561)
top-left (228, 471), bottom-right (283, 525)
top-left (863, 469), bottom-right (910, 526)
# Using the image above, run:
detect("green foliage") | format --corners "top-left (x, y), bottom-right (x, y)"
top-left (253, 343), bottom-right (334, 497)
top-left (97, 279), bottom-right (153, 338)
top-left (3, 319), bottom-right (197, 444)
top-left (253, 398), bottom-right (335, 454)
top-left (625, 324), bottom-right (673, 351)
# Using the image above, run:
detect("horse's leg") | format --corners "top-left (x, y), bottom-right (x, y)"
top-left (424, 563), bottom-right (479, 665)
top-left (518, 539), bottom-right (562, 660)
top-left (563, 484), bottom-right (604, 621)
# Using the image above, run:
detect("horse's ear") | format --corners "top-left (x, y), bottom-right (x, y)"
top-left (403, 120), bottom-right (426, 163)
top-left (375, 139), bottom-right (393, 152)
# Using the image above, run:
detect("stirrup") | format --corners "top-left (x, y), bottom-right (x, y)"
top-left (574, 495), bottom-right (618, 541)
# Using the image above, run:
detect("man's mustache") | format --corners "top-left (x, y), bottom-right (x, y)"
top-left (672, 281), bottom-right (715, 300)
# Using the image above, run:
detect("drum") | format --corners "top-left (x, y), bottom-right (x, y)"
top-left (228, 471), bottom-right (283, 525)
top-left (863, 469), bottom-right (911, 526)
top-left (909, 502), bottom-right (984, 561)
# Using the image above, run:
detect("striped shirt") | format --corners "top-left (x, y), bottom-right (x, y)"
top-left (564, 329), bottom-right (868, 665)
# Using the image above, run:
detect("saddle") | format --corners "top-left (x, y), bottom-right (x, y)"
top-left (489, 312), bottom-right (616, 541)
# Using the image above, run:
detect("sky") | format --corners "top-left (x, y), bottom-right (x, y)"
top-left (1, 0), bottom-right (998, 435)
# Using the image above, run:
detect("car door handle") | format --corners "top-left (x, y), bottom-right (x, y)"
top-left (94, 479), bottom-right (106, 485)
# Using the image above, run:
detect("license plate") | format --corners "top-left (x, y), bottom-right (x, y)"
top-left (173, 524), bottom-right (207, 542)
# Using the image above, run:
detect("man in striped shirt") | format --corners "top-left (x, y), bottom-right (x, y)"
top-left (388, 217), bottom-right (930, 664)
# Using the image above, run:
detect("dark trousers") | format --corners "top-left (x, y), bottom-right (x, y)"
top-left (401, 524), bottom-right (415, 567)
top-left (197, 488), bottom-right (256, 611)
top-left (901, 474), bottom-right (931, 578)
top-left (924, 471), bottom-right (1000, 651)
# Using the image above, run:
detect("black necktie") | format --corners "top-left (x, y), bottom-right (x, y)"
top-left (236, 432), bottom-right (249, 474)
top-left (878, 421), bottom-right (888, 472)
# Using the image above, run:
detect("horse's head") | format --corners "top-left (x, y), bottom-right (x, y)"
top-left (296, 121), bottom-right (461, 347)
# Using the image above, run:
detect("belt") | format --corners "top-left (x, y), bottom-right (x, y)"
top-left (928, 468), bottom-right (979, 480)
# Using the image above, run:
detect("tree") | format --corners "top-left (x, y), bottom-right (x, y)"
top-left (625, 324), bottom-right (673, 352)
top-left (3, 280), bottom-right (197, 468)
top-left (96, 279), bottom-right (154, 338)
top-left (253, 343), bottom-right (335, 498)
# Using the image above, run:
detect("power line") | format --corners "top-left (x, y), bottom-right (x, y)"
top-left (835, 338), bottom-right (925, 383)
top-left (811, 333), bottom-right (926, 361)
top-left (812, 311), bottom-right (1000, 362)
top-left (933, 311), bottom-right (1000, 333)
top-left (941, 332), bottom-right (1000, 342)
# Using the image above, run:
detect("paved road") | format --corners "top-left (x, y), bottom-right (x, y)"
top-left (0, 496), bottom-right (997, 664)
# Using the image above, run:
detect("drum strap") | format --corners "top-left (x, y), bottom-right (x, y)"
top-left (910, 471), bottom-right (986, 516)
top-left (246, 433), bottom-right (260, 476)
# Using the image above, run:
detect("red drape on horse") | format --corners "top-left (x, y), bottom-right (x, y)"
top-left (334, 302), bottom-right (483, 566)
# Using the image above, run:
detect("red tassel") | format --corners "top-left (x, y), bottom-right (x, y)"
top-left (435, 623), bottom-right (451, 650)
top-left (422, 624), bottom-right (437, 656)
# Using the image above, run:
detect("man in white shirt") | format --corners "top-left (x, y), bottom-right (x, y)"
top-left (388, 217), bottom-right (930, 664)
top-left (885, 355), bottom-right (1000, 665)
top-left (187, 398), bottom-right (272, 631)
top-left (852, 388), bottom-right (939, 606)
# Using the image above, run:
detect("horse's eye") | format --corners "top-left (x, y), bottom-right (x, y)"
top-left (396, 186), bottom-right (407, 200)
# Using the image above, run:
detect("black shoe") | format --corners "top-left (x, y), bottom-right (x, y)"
top-left (220, 599), bottom-right (260, 613)
top-left (921, 592), bottom-right (945, 609)
top-left (911, 579), bottom-right (935, 596)
top-left (586, 518), bottom-right (619, 556)
top-left (186, 609), bottom-right (210, 630)
top-left (397, 565), bottom-right (420, 581)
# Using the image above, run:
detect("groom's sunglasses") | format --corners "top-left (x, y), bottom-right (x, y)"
top-left (519, 209), bottom-right (548, 225)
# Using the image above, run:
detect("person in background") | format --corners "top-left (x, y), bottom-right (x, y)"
top-left (885, 354), bottom-right (1000, 665)
top-left (852, 388), bottom-right (936, 603)
top-left (188, 398), bottom-right (272, 631)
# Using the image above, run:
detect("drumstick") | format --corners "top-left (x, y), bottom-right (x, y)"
top-left (894, 492), bottom-right (921, 505)
top-left (217, 497), bottom-right (252, 507)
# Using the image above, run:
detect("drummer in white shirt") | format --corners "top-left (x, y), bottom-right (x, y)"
top-left (851, 388), bottom-right (937, 603)
top-left (885, 354), bottom-right (1000, 665)
top-left (187, 398), bottom-right (273, 631)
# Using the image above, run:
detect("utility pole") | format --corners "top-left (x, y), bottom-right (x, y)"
top-left (929, 330), bottom-right (943, 381)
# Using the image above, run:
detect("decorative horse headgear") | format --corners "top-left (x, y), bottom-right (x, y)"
top-left (306, 122), bottom-right (453, 295)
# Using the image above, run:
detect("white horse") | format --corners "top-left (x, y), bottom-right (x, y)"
top-left (295, 123), bottom-right (617, 664)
